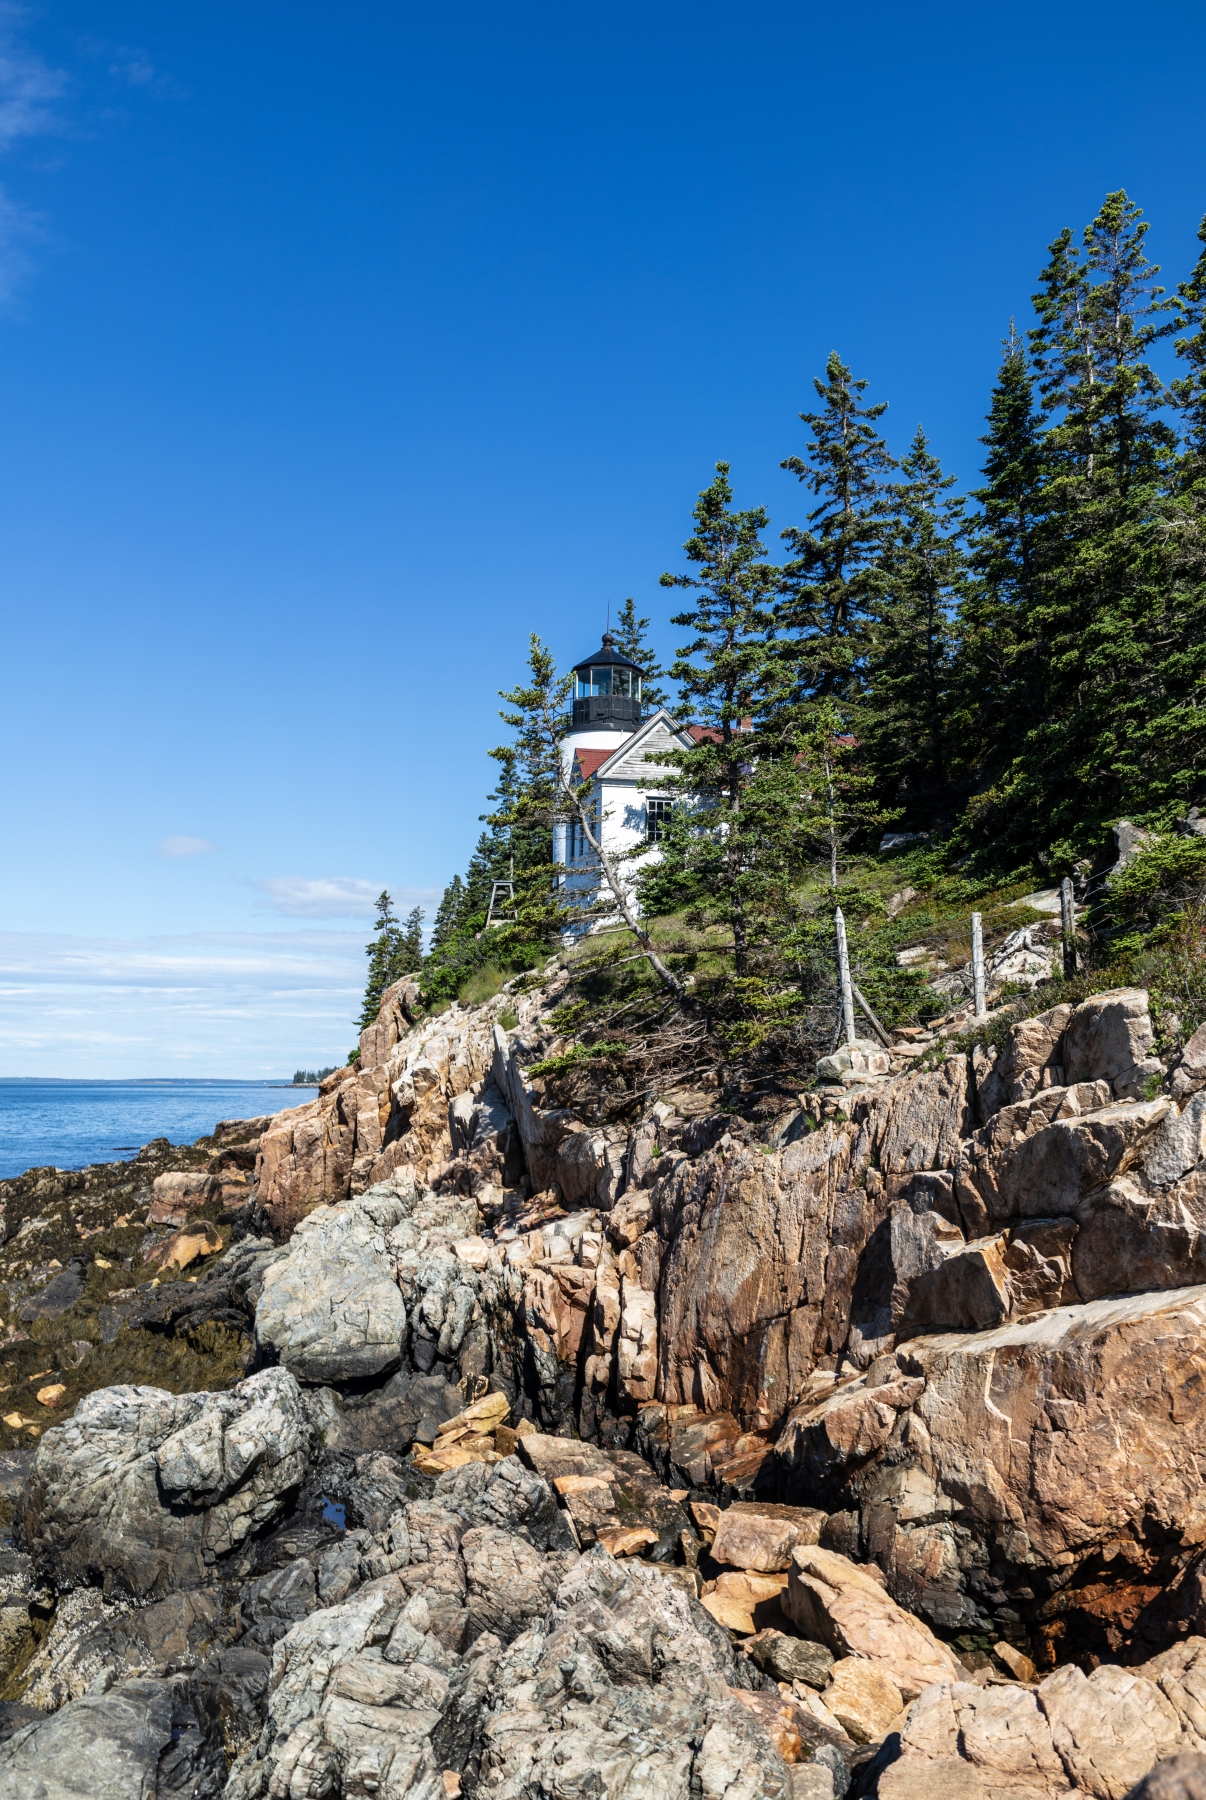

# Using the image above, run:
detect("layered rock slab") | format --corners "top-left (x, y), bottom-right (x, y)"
top-left (776, 1286), bottom-right (1206, 1654)
top-left (876, 1641), bottom-right (1206, 1799)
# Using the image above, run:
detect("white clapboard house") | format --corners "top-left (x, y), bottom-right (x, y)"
top-left (553, 633), bottom-right (703, 933)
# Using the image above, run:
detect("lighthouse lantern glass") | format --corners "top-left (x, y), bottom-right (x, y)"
top-left (574, 667), bottom-right (641, 699)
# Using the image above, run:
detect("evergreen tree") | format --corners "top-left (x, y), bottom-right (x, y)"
top-left (614, 598), bottom-right (669, 709)
top-left (1157, 215), bottom-right (1206, 811)
top-left (950, 329), bottom-right (1047, 814)
top-left (656, 463), bottom-right (801, 978)
top-left (401, 906), bottom-right (424, 970)
top-left (358, 891), bottom-right (402, 1030)
top-left (778, 351), bottom-right (896, 709)
top-left (431, 874), bottom-right (467, 947)
top-left (862, 428), bottom-right (966, 824)
top-left (1010, 191), bottom-right (1179, 849)
top-left (794, 697), bottom-right (884, 888)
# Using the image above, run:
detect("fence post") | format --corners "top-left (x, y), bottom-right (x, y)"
top-left (1060, 877), bottom-right (1077, 977)
top-left (835, 907), bottom-right (857, 1046)
top-left (971, 912), bottom-right (986, 1018)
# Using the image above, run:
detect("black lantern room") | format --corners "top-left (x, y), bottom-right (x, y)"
top-left (570, 633), bottom-right (644, 729)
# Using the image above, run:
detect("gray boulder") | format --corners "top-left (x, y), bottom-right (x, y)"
top-left (256, 1193), bottom-right (409, 1382)
top-left (1172, 1024), bottom-right (1206, 1101)
top-left (0, 1675), bottom-right (211, 1800)
top-left (22, 1369), bottom-right (310, 1599)
top-left (461, 1524), bottom-right (566, 1643)
top-left (1127, 1756), bottom-right (1206, 1799)
top-left (433, 1454), bottom-right (578, 1551)
top-left (223, 1574), bottom-right (448, 1800)
top-left (453, 1547), bottom-right (798, 1798)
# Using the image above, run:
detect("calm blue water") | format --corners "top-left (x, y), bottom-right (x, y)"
top-left (0, 1080), bottom-right (318, 1181)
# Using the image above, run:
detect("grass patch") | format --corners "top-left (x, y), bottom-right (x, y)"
top-left (458, 962), bottom-right (508, 1006)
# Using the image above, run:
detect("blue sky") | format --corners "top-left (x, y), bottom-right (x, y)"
top-left (1, 0), bottom-right (1205, 1076)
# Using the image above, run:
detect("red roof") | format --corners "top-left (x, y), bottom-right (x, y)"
top-left (573, 748), bottom-right (614, 779)
top-left (686, 720), bottom-right (752, 743)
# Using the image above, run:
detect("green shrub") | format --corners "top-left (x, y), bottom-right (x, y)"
top-left (528, 1040), bottom-right (628, 1079)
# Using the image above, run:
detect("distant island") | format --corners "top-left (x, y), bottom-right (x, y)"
top-left (291, 1066), bottom-right (336, 1086)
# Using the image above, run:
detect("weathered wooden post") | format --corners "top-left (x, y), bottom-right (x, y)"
top-left (1060, 876), bottom-right (1076, 977)
top-left (971, 911), bottom-right (986, 1018)
top-left (835, 907), bottom-right (857, 1046)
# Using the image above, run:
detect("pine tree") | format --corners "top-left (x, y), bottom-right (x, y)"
top-left (862, 428), bottom-right (966, 824)
top-left (656, 462), bottom-right (801, 978)
top-left (614, 598), bottom-right (669, 709)
top-left (950, 329), bottom-right (1047, 816)
top-left (1011, 191), bottom-right (1179, 849)
top-left (778, 351), bottom-right (896, 709)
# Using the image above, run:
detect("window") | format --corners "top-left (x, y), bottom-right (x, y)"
top-left (568, 814), bottom-right (597, 862)
top-left (646, 798), bottom-right (673, 844)
top-left (575, 667), bottom-right (642, 700)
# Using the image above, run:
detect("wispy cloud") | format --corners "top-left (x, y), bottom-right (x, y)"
top-left (107, 50), bottom-right (157, 88)
top-left (0, 25), bottom-right (66, 150)
top-left (254, 878), bottom-right (441, 920)
top-left (0, 928), bottom-right (369, 1075)
top-left (256, 877), bottom-right (383, 919)
top-left (158, 834), bottom-right (218, 858)
top-left (0, 9), bottom-right (64, 301)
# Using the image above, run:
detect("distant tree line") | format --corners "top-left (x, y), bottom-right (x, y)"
top-left (358, 191), bottom-right (1206, 1037)
top-left (292, 1066), bottom-right (337, 1085)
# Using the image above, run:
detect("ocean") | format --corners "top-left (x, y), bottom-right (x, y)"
top-left (0, 1079), bottom-right (318, 1181)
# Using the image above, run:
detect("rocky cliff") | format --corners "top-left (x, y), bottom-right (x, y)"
top-left (1, 965), bottom-right (1206, 1796)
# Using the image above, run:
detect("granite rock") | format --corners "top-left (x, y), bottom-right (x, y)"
top-left (256, 1191), bottom-right (409, 1382)
top-left (21, 1368), bottom-right (310, 1599)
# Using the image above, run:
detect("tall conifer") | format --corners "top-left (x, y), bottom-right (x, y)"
top-left (1014, 191), bottom-right (1179, 846)
top-left (656, 463), bottom-right (797, 977)
top-left (614, 598), bottom-right (669, 709)
top-left (1158, 217), bottom-right (1206, 809)
top-left (950, 331), bottom-right (1046, 813)
top-left (778, 352), bottom-right (896, 709)
top-left (862, 428), bottom-right (966, 823)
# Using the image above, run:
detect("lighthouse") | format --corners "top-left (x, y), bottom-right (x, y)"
top-left (554, 632), bottom-right (695, 928)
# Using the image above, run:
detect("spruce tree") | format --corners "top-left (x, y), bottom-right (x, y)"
top-left (431, 874), bottom-right (467, 947)
top-left (1158, 216), bottom-right (1206, 811)
top-left (401, 906), bottom-right (424, 971)
top-left (1013, 191), bottom-right (1179, 849)
top-left (950, 329), bottom-right (1047, 815)
top-left (778, 351), bottom-right (896, 708)
top-left (862, 427), bottom-right (966, 824)
top-left (358, 891), bottom-right (402, 1030)
top-left (614, 598), bottom-right (669, 709)
top-left (656, 462), bottom-right (801, 978)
